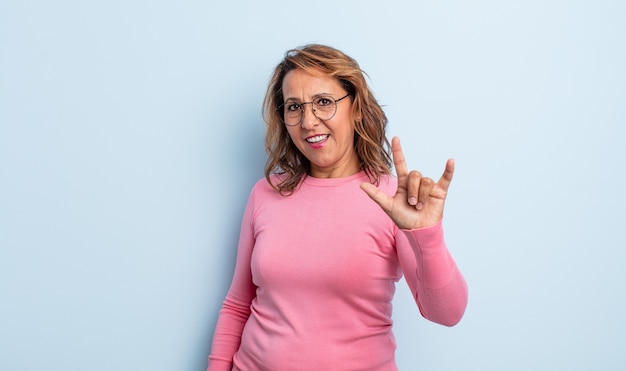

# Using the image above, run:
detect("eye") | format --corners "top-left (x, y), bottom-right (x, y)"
top-left (285, 103), bottom-right (301, 112)
top-left (315, 97), bottom-right (332, 106)
top-left (285, 103), bottom-right (300, 112)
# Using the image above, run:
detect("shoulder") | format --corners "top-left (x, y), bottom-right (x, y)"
top-left (254, 174), bottom-right (286, 191)
top-left (240, 176), bottom-right (284, 220)
top-left (248, 175), bottom-right (284, 201)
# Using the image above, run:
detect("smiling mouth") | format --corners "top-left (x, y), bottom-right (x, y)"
top-left (305, 134), bottom-right (330, 143)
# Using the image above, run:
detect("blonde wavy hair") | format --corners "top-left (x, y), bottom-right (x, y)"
top-left (262, 44), bottom-right (392, 195)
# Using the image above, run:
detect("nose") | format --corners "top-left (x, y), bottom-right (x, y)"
top-left (300, 103), bottom-right (320, 130)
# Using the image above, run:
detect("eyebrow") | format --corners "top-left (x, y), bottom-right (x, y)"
top-left (284, 93), bottom-right (335, 102)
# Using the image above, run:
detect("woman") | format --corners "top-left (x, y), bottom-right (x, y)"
top-left (208, 44), bottom-right (468, 371)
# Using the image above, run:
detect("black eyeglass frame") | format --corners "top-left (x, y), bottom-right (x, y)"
top-left (277, 93), bottom-right (351, 126)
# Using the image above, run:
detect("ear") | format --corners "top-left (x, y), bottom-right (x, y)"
top-left (352, 103), bottom-right (363, 124)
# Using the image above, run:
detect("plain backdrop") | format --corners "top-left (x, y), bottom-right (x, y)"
top-left (1, 1), bottom-right (625, 370)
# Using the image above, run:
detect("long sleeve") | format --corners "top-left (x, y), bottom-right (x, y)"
top-left (207, 190), bottom-right (257, 371)
top-left (396, 219), bottom-right (468, 326)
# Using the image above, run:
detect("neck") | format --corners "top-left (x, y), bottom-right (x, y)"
top-left (309, 159), bottom-right (362, 179)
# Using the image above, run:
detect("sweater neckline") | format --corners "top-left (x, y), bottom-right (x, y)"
top-left (302, 171), bottom-right (369, 187)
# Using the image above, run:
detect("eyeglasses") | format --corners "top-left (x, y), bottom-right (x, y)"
top-left (278, 93), bottom-right (351, 126)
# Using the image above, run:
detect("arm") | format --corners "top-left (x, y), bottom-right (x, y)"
top-left (396, 221), bottom-right (468, 326)
top-left (208, 190), bottom-right (257, 371)
top-left (361, 136), bottom-right (468, 325)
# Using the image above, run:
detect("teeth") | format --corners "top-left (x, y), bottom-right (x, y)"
top-left (306, 135), bottom-right (329, 143)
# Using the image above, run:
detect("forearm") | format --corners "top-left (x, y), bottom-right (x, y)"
top-left (208, 297), bottom-right (251, 371)
top-left (398, 220), bottom-right (468, 326)
top-left (412, 268), bottom-right (468, 326)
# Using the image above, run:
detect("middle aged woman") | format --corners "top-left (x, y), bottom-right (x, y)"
top-left (207, 44), bottom-right (468, 371)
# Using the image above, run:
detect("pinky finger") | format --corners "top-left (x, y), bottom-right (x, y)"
top-left (437, 158), bottom-right (455, 192)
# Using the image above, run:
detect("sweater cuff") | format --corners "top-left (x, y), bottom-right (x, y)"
top-left (400, 218), bottom-right (445, 254)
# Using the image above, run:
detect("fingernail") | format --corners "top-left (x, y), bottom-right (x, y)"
top-left (409, 197), bottom-right (417, 205)
top-left (416, 202), bottom-right (423, 210)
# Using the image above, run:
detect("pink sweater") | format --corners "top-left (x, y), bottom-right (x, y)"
top-left (208, 172), bottom-right (468, 371)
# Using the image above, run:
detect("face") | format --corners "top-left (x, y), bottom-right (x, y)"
top-left (281, 69), bottom-right (360, 178)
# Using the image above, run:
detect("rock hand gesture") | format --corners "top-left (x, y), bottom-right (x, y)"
top-left (360, 137), bottom-right (455, 230)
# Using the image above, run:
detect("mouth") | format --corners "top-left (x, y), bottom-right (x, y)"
top-left (305, 134), bottom-right (330, 143)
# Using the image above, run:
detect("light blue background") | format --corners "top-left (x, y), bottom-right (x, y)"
top-left (1, 1), bottom-right (625, 370)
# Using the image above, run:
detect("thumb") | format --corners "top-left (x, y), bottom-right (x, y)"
top-left (360, 182), bottom-right (393, 213)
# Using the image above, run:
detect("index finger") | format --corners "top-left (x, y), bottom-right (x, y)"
top-left (391, 137), bottom-right (409, 180)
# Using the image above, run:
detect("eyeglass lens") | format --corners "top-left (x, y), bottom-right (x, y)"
top-left (282, 96), bottom-right (337, 126)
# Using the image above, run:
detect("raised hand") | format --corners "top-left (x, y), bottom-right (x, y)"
top-left (360, 137), bottom-right (454, 230)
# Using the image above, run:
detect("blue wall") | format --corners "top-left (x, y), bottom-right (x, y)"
top-left (1, 1), bottom-right (625, 370)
